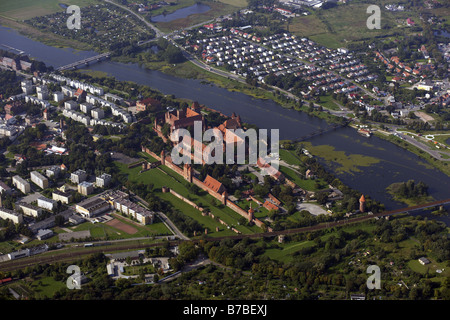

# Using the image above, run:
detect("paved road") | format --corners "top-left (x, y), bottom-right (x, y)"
top-left (396, 131), bottom-right (450, 161)
top-left (129, 191), bottom-right (190, 240)
top-left (104, 0), bottom-right (164, 38)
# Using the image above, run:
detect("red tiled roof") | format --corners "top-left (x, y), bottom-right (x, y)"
top-left (263, 200), bottom-right (279, 212)
top-left (203, 175), bottom-right (224, 194)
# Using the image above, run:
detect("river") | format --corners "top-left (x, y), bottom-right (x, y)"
top-left (151, 3), bottom-right (211, 23)
top-left (1, 25), bottom-right (449, 215)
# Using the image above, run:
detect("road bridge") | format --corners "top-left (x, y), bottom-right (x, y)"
top-left (56, 52), bottom-right (111, 71)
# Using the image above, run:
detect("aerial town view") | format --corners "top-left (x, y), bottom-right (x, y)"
top-left (0, 0), bottom-right (449, 312)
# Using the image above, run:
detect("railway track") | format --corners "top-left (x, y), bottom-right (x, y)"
top-left (1, 198), bottom-right (448, 272)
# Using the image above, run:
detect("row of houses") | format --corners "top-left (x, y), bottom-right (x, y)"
top-left (50, 74), bottom-right (104, 96)
top-left (62, 109), bottom-right (124, 128)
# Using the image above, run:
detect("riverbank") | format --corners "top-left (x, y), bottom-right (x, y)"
top-left (373, 130), bottom-right (450, 178)
top-left (111, 53), bottom-right (345, 125)
top-left (0, 17), bottom-right (94, 51)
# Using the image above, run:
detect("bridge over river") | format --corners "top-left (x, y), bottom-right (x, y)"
top-left (56, 52), bottom-right (111, 71)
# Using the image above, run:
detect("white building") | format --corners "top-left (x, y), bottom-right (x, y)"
top-left (91, 108), bottom-right (105, 119)
top-left (80, 102), bottom-right (94, 114)
top-left (0, 208), bottom-right (23, 224)
top-left (46, 165), bottom-right (61, 178)
top-left (64, 100), bottom-right (78, 110)
top-left (78, 181), bottom-right (94, 196)
top-left (37, 196), bottom-right (57, 211)
top-left (30, 171), bottom-right (49, 189)
top-left (53, 91), bottom-right (64, 102)
top-left (52, 190), bottom-right (73, 204)
top-left (12, 175), bottom-right (31, 194)
top-left (96, 173), bottom-right (111, 188)
top-left (18, 202), bottom-right (42, 218)
top-left (71, 169), bottom-right (87, 184)
top-left (75, 197), bottom-right (110, 218)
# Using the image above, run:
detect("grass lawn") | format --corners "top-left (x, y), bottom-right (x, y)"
top-left (71, 213), bottom-right (171, 240)
top-left (115, 161), bottom-right (262, 235)
top-left (0, 0), bottom-right (98, 20)
top-left (30, 276), bottom-right (66, 298)
top-left (264, 240), bottom-right (315, 263)
top-left (407, 258), bottom-right (449, 277)
top-left (317, 94), bottom-right (341, 111)
top-left (279, 165), bottom-right (321, 191)
top-left (279, 148), bottom-right (304, 167)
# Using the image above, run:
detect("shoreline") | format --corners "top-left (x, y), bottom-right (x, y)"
top-left (373, 130), bottom-right (450, 178)
top-left (3, 18), bottom-right (449, 182)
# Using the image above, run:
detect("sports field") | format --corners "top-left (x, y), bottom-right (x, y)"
top-left (106, 218), bottom-right (139, 235)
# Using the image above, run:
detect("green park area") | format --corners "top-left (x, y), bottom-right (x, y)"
top-left (115, 160), bottom-right (263, 237)
top-left (0, 0), bottom-right (98, 20)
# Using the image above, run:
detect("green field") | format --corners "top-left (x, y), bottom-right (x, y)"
top-left (30, 276), bottom-right (67, 298)
top-left (0, 0), bottom-right (99, 20)
top-left (71, 213), bottom-right (171, 240)
top-left (287, 1), bottom-right (422, 48)
top-left (115, 161), bottom-right (262, 235)
top-left (264, 240), bottom-right (315, 263)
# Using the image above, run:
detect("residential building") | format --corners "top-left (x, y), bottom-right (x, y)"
top-left (0, 207), bottom-right (23, 224)
top-left (0, 181), bottom-right (12, 195)
top-left (18, 202), bottom-right (42, 218)
top-left (30, 171), bottom-right (49, 189)
top-left (53, 91), bottom-right (64, 102)
top-left (91, 108), bottom-right (105, 119)
top-left (78, 181), bottom-right (94, 196)
top-left (64, 100), bottom-right (78, 110)
top-left (46, 165), bottom-right (61, 178)
top-left (71, 169), bottom-right (87, 184)
top-left (80, 102), bottom-right (94, 114)
top-left (37, 196), bottom-right (57, 211)
top-left (52, 190), bottom-right (73, 204)
top-left (96, 173), bottom-right (111, 188)
top-left (12, 175), bottom-right (31, 194)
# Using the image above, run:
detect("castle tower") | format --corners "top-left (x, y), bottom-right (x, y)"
top-left (359, 194), bottom-right (366, 213)
top-left (221, 190), bottom-right (227, 205)
top-left (248, 204), bottom-right (254, 222)
top-left (161, 150), bottom-right (165, 166)
top-left (184, 164), bottom-right (192, 183)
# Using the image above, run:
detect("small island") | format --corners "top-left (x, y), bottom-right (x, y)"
top-left (386, 180), bottom-right (434, 207)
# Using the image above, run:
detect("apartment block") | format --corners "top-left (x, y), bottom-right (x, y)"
top-left (12, 175), bottom-right (31, 194)
top-left (30, 171), bottom-right (49, 189)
